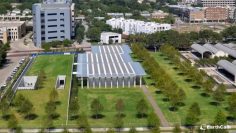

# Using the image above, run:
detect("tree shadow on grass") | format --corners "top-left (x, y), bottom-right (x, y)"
top-left (169, 106), bottom-right (178, 112)
top-left (155, 90), bottom-right (162, 94)
top-left (173, 67), bottom-right (179, 70)
top-left (209, 101), bottom-right (220, 106)
top-left (91, 114), bottom-right (105, 119)
top-left (177, 72), bottom-right (185, 76)
top-left (55, 101), bottom-right (61, 105)
top-left (70, 115), bottom-right (79, 120)
top-left (164, 57), bottom-right (169, 60)
top-left (191, 85), bottom-right (201, 90)
top-left (162, 98), bottom-right (170, 102)
top-left (176, 102), bottom-right (186, 107)
top-left (24, 113), bottom-right (38, 120)
top-left (227, 116), bottom-right (236, 122)
top-left (51, 113), bottom-right (60, 120)
top-left (185, 78), bottom-right (193, 83)
top-left (150, 82), bottom-right (156, 86)
top-left (115, 113), bottom-right (126, 118)
top-left (136, 113), bottom-right (147, 119)
top-left (200, 92), bottom-right (210, 97)
top-left (2, 114), bottom-right (10, 120)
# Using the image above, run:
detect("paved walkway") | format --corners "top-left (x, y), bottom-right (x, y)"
top-left (140, 85), bottom-right (170, 127)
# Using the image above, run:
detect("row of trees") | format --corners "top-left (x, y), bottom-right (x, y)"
top-left (131, 43), bottom-right (186, 111)
top-left (128, 29), bottom-right (222, 50)
top-left (159, 44), bottom-right (229, 104)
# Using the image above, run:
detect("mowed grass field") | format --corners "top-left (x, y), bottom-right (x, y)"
top-left (146, 52), bottom-right (228, 125)
top-left (76, 88), bottom-right (153, 128)
top-left (0, 55), bottom-right (73, 128)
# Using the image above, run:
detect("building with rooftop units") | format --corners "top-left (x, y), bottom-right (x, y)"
top-left (74, 45), bottom-right (146, 88)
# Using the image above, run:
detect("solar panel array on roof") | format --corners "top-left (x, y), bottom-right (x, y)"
top-left (76, 45), bottom-right (146, 78)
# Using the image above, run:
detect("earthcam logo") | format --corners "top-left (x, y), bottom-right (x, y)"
top-left (200, 124), bottom-right (231, 130)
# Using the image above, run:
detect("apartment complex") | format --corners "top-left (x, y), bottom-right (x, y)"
top-left (201, 0), bottom-right (235, 7)
top-left (0, 21), bottom-right (26, 44)
top-left (32, 0), bottom-right (75, 47)
top-left (106, 18), bottom-right (171, 35)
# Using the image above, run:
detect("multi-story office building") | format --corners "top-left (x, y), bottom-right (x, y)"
top-left (0, 21), bottom-right (26, 43)
top-left (201, 0), bottom-right (235, 7)
top-left (205, 7), bottom-right (229, 22)
top-left (33, 0), bottom-right (75, 47)
top-left (106, 18), bottom-right (171, 35)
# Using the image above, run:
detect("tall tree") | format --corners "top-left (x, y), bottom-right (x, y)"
top-left (213, 84), bottom-right (226, 103)
top-left (173, 124), bottom-right (181, 133)
top-left (8, 114), bottom-right (18, 130)
top-left (129, 127), bottom-right (137, 133)
top-left (228, 93), bottom-right (236, 118)
top-left (115, 99), bottom-right (125, 117)
top-left (185, 103), bottom-right (201, 126)
top-left (91, 98), bottom-right (104, 119)
top-left (18, 99), bottom-right (34, 119)
top-left (147, 112), bottom-right (160, 128)
top-left (49, 89), bottom-right (59, 102)
top-left (136, 99), bottom-right (148, 118)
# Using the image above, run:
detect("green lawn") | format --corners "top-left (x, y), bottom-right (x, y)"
top-left (71, 88), bottom-right (153, 128)
top-left (146, 52), bottom-right (229, 125)
top-left (0, 55), bottom-right (73, 128)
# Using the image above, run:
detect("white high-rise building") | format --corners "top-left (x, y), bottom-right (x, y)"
top-left (106, 18), bottom-right (171, 35)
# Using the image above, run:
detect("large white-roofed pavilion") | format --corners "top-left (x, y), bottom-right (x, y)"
top-left (74, 45), bottom-right (146, 88)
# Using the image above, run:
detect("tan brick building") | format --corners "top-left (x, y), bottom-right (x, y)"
top-left (204, 7), bottom-right (229, 22)
top-left (0, 21), bottom-right (26, 43)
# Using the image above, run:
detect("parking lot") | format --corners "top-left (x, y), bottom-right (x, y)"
top-left (0, 56), bottom-right (25, 88)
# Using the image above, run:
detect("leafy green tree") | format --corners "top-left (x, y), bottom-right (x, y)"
top-left (185, 103), bottom-right (201, 126)
top-left (45, 101), bottom-right (57, 119)
top-left (129, 127), bottom-right (137, 133)
top-left (228, 93), bottom-right (236, 118)
top-left (86, 27), bottom-right (101, 42)
top-left (147, 112), bottom-right (160, 128)
top-left (113, 116), bottom-right (124, 129)
top-left (136, 99), bottom-right (148, 118)
top-left (173, 124), bottom-right (181, 133)
top-left (43, 117), bottom-right (53, 129)
top-left (36, 69), bottom-right (46, 89)
top-left (8, 114), bottom-right (18, 129)
top-left (214, 110), bottom-right (227, 125)
top-left (14, 94), bottom-right (26, 107)
top-left (49, 89), bottom-right (59, 102)
top-left (18, 99), bottom-right (34, 119)
top-left (115, 99), bottom-right (125, 117)
top-left (91, 98), bottom-right (104, 119)
top-left (213, 84), bottom-right (226, 103)
top-left (0, 99), bottom-right (9, 119)
top-left (151, 125), bottom-right (160, 133)
top-left (106, 128), bottom-right (115, 133)
top-left (77, 113), bottom-right (89, 129)
top-left (190, 102), bottom-right (201, 116)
